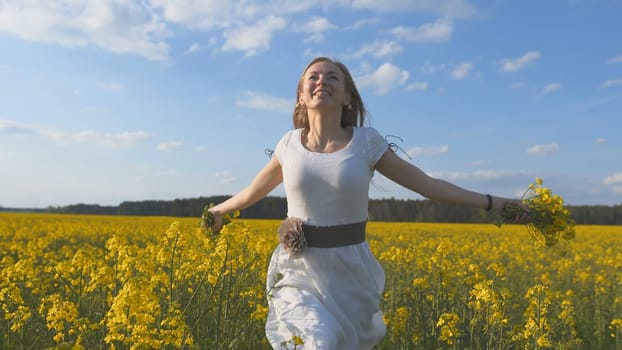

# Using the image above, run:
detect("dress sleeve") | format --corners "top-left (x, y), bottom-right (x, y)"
top-left (274, 130), bottom-right (294, 165)
top-left (366, 127), bottom-right (389, 166)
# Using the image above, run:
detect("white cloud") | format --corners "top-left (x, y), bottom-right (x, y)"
top-left (151, 0), bottom-right (315, 30)
top-left (0, 1), bottom-right (171, 60)
top-left (184, 39), bottom-right (218, 54)
top-left (0, 0), bottom-right (474, 61)
top-left (406, 82), bottom-right (429, 91)
top-left (236, 91), bottom-right (293, 113)
top-left (0, 0), bottom-right (477, 61)
top-left (472, 160), bottom-right (490, 167)
top-left (303, 33), bottom-right (323, 43)
top-left (154, 0), bottom-right (305, 29)
top-left (345, 18), bottom-right (382, 30)
top-left (152, 0), bottom-right (236, 29)
top-left (407, 145), bottom-right (449, 158)
top-left (603, 172), bottom-right (622, 185)
top-left (157, 141), bottom-right (183, 151)
top-left (509, 82), bottom-right (526, 89)
top-left (428, 169), bottom-right (528, 182)
top-left (500, 51), bottom-right (541, 72)
top-left (606, 54), bottom-right (622, 64)
top-left (541, 82), bottom-right (561, 94)
top-left (53, 130), bottom-right (153, 148)
top-left (222, 16), bottom-right (286, 56)
top-left (350, 0), bottom-right (476, 18)
top-left (108, 131), bottom-right (152, 146)
top-left (526, 143), bottom-right (560, 155)
top-left (214, 170), bottom-right (237, 183)
top-left (421, 61), bottom-right (446, 74)
top-left (0, 119), bottom-right (38, 134)
top-left (595, 137), bottom-right (607, 144)
top-left (451, 62), bottom-right (472, 80)
top-left (300, 16), bottom-right (337, 43)
top-left (356, 63), bottom-right (409, 95)
top-left (98, 82), bottom-right (123, 91)
top-left (391, 19), bottom-right (454, 42)
top-left (600, 79), bottom-right (622, 88)
top-left (347, 40), bottom-right (403, 59)
top-left (0, 119), bottom-right (152, 147)
top-left (185, 43), bottom-right (202, 54)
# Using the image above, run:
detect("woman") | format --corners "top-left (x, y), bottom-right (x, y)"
top-left (208, 57), bottom-right (527, 349)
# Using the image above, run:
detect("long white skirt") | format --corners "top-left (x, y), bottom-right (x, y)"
top-left (265, 242), bottom-right (386, 349)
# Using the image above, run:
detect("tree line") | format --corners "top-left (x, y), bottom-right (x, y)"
top-left (36, 196), bottom-right (622, 225)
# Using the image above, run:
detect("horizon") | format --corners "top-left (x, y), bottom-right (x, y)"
top-left (2, 194), bottom-right (620, 211)
top-left (1, 1), bottom-right (621, 208)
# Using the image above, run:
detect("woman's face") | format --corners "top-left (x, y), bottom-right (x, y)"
top-left (298, 60), bottom-right (351, 112)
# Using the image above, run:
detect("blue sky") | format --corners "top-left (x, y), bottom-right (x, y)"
top-left (1, 0), bottom-right (621, 208)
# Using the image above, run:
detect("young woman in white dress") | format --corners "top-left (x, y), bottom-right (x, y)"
top-left (208, 57), bottom-right (527, 349)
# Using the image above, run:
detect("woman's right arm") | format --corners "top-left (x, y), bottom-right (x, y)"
top-left (208, 156), bottom-right (283, 232)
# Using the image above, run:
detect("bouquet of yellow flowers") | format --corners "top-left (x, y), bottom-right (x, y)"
top-left (499, 178), bottom-right (576, 249)
top-left (200, 203), bottom-right (238, 235)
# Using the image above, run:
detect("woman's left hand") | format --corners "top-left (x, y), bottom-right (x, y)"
top-left (500, 199), bottom-right (531, 224)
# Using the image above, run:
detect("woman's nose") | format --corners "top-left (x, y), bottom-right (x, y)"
top-left (316, 74), bottom-right (326, 85)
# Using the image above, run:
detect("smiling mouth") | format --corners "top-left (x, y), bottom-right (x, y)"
top-left (313, 90), bottom-right (331, 96)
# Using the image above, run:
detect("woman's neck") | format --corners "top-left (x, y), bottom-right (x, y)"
top-left (303, 110), bottom-right (351, 152)
top-left (306, 109), bottom-right (342, 138)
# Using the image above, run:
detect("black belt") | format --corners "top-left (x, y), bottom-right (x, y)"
top-left (302, 221), bottom-right (367, 248)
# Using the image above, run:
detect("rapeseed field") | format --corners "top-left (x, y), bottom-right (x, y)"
top-left (1, 213), bottom-right (620, 349)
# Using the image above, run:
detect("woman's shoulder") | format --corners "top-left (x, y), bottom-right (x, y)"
top-left (355, 127), bottom-right (388, 160)
top-left (355, 126), bottom-right (384, 140)
top-left (279, 128), bottom-right (301, 142)
top-left (275, 128), bottom-right (302, 150)
top-left (357, 126), bottom-right (379, 131)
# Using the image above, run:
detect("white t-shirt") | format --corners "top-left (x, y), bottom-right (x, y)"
top-left (274, 127), bottom-right (388, 226)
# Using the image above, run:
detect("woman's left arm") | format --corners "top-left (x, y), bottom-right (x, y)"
top-left (374, 149), bottom-right (518, 211)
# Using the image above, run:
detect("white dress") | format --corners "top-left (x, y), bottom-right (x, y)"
top-left (265, 127), bottom-right (388, 349)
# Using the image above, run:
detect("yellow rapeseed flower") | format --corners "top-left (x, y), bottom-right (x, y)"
top-left (436, 312), bottom-right (461, 345)
top-left (292, 335), bottom-right (304, 345)
top-left (500, 178), bottom-right (575, 250)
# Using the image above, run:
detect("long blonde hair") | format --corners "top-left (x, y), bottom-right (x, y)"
top-left (293, 57), bottom-right (366, 129)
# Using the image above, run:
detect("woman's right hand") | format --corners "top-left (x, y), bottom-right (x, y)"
top-left (207, 207), bottom-right (224, 234)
